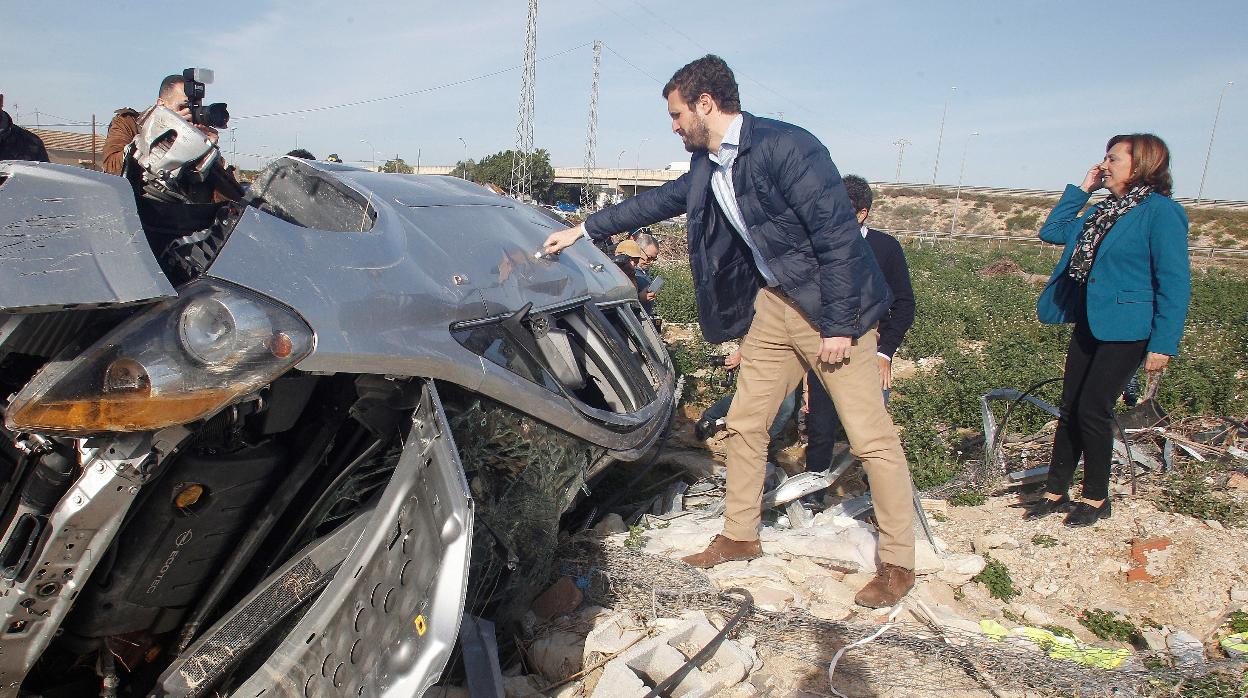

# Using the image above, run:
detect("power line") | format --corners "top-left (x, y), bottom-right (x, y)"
top-left (603, 44), bottom-right (663, 84)
top-left (235, 41), bottom-right (592, 121)
top-left (621, 0), bottom-right (813, 118)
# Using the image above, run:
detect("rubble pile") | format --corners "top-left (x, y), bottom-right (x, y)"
top-left (480, 410), bottom-right (1248, 696)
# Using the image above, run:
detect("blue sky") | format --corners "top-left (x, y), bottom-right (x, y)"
top-left (4, 0), bottom-right (1245, 199)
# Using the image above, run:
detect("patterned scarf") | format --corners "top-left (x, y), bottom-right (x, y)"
top-left (1067, 184), bottom-right (1153, 283)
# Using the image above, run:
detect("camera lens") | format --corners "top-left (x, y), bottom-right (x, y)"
top-left (190, 103), bottom-right (230, 129)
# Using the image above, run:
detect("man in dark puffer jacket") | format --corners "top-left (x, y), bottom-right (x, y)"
top-left (0, 94), bottom-right (49, 163)
top-left (544, 55), bottom-right (916, 608)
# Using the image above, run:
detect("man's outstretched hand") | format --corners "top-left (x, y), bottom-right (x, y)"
top-left (542, 224), bottom-right (586, 256)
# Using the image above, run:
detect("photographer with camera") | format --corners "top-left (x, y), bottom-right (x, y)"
top-left (108, 70), bottom-right (244, 285)
top-left (103, 71), bottom-right (241, 203)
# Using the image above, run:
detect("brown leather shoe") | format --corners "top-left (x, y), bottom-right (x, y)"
top-left (681, 534), bottom-right (763, 569)
top-left (853, 562), bottom-right (915, 608)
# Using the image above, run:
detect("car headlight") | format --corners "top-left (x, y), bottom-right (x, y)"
top-left (5, 279), bottom-right (315, 435)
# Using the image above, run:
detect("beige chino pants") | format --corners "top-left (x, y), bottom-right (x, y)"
top-left (721, 288), bottom-right (916, 570)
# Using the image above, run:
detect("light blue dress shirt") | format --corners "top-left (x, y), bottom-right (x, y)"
top-left (709, 115), bottom-right (779, 287)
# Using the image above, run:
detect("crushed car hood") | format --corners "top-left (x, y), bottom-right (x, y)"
top-left (0, 161), bottom-right (175, 312)
top-left (209, 159), bottom-right (670, 455)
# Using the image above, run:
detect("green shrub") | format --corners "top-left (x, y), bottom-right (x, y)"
top-left (1152, 469), bottom-right (1247, 527)
top-left (1077, 609), bottom-right (1138, 642)
top-left (652, 263), bottom-right (698, 324)
top-left (1004, 211), bottom-right (1042, 232)
top-left (1042, 624), bottom-right (1076, 639)
top-left (1031, 534), bottom-right (1059, 548)
top-left (1229, 610), bottom-right (1248, 634)
top-left (973, 555), bottom-right (1020, 601)
top-left (949, 489), bottom-right (988, 507)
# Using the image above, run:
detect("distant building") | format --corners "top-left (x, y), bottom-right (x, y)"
top-left (27, 128), bottom-right (102, 169)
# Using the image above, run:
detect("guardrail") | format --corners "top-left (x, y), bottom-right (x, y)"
top-left (881, 228), bottom-right (1248, 261)
top-left (874, 182), bottom-right (1248, 212)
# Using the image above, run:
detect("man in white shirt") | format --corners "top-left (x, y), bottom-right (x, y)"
top-left (543, 56), bottom-right (915, 608)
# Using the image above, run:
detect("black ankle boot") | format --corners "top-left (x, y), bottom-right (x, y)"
top-left (1023, 494), bottom-right (1071, 520)
top-left (1064, 499), bottom-right (1111, 527)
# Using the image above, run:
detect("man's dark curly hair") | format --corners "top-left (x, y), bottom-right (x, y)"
top-left (841, 174), bottom-right (873, 213)
top-left (662, 55), bottom-right (741, 113)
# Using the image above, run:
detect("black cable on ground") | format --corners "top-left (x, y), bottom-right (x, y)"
top-left (640, 588), bottom-right (754, 698)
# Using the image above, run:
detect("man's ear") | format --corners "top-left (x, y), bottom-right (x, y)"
top-left (856, 208), bottom-right (870, 224)
top-left (698, 93), bottom-right (715, 116)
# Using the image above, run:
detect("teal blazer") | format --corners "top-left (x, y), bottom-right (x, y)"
top-left (1035, 185), bottom-right (1190, 355)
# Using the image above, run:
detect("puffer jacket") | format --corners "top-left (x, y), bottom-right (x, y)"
top-left (0, 110), bottom-right (49, 162)
top-left (585, 112), bottom-right (892, 343)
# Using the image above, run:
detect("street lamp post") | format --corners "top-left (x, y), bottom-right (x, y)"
top-left (1196, 80), bottom-right (1234, 202)
top-left (932, 86), bottom-right (957, 184)
top-left (616, 149), bottom-right (626, 201)
top-left (359, 139), bottom-right (376, 170)
top-left (892, 138), bottom-right (911, 183)
top-left (633, 138), bottom-right (648, 197)
top-left (457, 137), bottom-right (468, 179)
top-left (950, 131), bottom-right (980, 234)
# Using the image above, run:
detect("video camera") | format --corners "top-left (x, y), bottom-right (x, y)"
top-left (182, 68), bottom-right (229, 129)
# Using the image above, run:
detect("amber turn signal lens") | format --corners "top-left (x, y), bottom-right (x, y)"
top-left (7, 390), bottom-right (234, 434)
top-left (270, 332), bottom-right (293, 359)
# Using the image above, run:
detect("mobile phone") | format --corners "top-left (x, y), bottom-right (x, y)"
top-left (646, 277), bottom-right (664, 293)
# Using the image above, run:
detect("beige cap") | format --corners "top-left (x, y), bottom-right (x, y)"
top-left (614, 239), bottom-right (644, 258)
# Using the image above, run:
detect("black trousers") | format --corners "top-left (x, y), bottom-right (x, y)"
top-left (1046, 321), bottom-right (1148, 501)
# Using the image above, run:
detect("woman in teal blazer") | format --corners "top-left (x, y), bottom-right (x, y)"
top-left (1027, 133), bottom-right (1190, 527)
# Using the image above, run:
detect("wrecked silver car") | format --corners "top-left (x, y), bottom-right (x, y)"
top-left (0, 158), bottom-right (674, 696)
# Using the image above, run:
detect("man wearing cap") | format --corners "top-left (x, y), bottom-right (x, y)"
top-left (0, 94), bottom-right (49, 162)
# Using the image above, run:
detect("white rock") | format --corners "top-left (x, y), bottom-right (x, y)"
top-left (1141, 628), bottom-right (1169, 652)
top-left (1204, 519), bottom-right (1224, 531)
top-left (591, 662), bottom-right (648, 698)
top-left (1031, 580), bottom-right (1059, 597)
top-left (750, 585), bottom-right (797, 612)
top-left (765, 521), bottom-right (878, 573)
top-left (529, 631), bottom-right (585, 682)
top-left (1230, 587), bottom-right (1248, 603)
top-left (549, 683), bottom-right (582, 698)
top-left (780, 556), bottom-right (830, 586)
top-left (938, 552), bottom-right (986, 586)
top-left (1166, 631), bottom-right (1206, 668)
top-left (914, 539), bottom-right (944, 575)
top-left (1019, 605), bottom-right (1053, 625)
top-left (584, 612), bottom-right (646, 657)
top-left (972, 534), bottom-right (1019, 552)
top-left (804, 576), bottom-right (861, 607)
top-left (593, 513), bottom-right (628, 536)
top-left (504, 675), bottom-right (547, 698)
top-left (807, 600), bottom-right (854, 621)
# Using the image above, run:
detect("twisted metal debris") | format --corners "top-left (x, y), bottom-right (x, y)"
top-left (555, 538), bottom-right (1248, 697)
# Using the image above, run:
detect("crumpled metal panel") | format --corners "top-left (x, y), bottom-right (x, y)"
top-left (228, 380), bottom-right (472, 698)
top-left (208, 159), bottom-right (670, 454)
top-left (0, 161), bottom-right (175, 312)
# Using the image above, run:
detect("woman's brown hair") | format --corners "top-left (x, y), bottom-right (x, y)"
top-left (1107, 133), bottom-right (1173, 197)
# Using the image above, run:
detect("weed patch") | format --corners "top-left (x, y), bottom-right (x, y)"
top-left (1151, 469), bottom-right (1247, 527)
top-left (949, 490), bottom-right (988, 507)
top-left (1031, 534), bottom-right (1059, 548)
top-left (1077, 608), bottom-right (1139, 643)
top-left (973, 555), bottom-right (1020, 601)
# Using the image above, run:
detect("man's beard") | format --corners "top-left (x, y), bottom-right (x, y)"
top-left (682, 114), bottom-right (711, 153)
